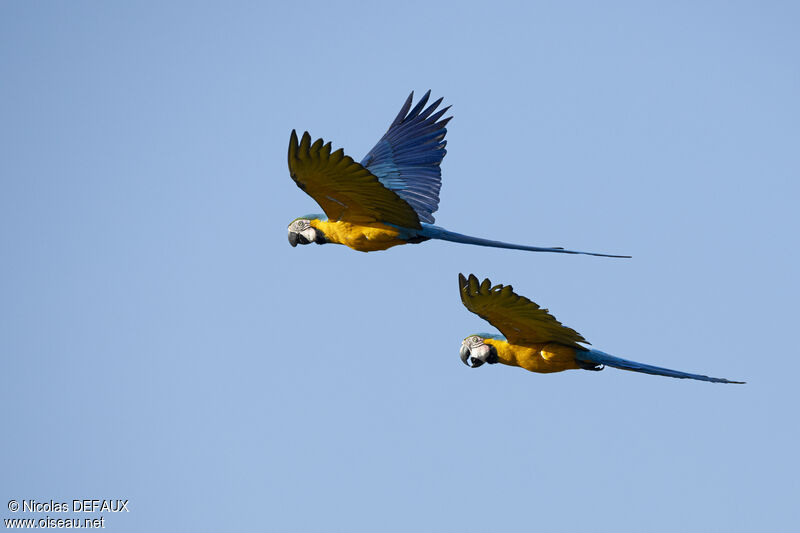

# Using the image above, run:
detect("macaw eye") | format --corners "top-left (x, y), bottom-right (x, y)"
top-left (472, 336), bottom-right (480, 343)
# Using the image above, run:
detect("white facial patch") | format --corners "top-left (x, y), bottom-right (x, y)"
top-left (466, 336), bottom-right (484, 349)
top-left (289, 219), bottom-right (311, 232)
top-left (299, 227), bottom-right (317, 241)
top-left (469, 343), bottom-right (492, 363)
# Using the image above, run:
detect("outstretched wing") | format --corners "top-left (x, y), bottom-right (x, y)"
top-left (288, 130), bottom-right (422, 230)
top-left (458, 273), bottom-right (589, 350)
top-left (360, 91), bottom-right (451, 224)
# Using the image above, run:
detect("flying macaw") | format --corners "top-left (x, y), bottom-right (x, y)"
top-left (458, 274), bottom-right (744, 383)
top-left (286, 91), bottom-right (629, 258)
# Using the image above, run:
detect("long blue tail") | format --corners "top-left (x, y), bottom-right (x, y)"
top-left (419, 225), bottom-right (630, 258)
top-left (576, 349), bottom-right (744, 384)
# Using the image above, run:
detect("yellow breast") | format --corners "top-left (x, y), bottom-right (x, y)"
top-left (312, 219), bottom-right (408, 252)
top-left (485, 339), bottom-right (581, 374)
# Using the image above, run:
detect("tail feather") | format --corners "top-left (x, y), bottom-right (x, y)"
top-left (419, 225), bottom-right (630, 258)
top-left (576, 349), bottom-right (745, 384)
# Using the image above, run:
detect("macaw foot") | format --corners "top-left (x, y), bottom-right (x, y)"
top-left (577, 360), bottom-right (604, 371)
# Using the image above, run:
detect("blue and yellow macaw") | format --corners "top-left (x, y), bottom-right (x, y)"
top-left (458, 274), bottom-right (744, 383)
top-left (287, 91), bottom-right (629, 258)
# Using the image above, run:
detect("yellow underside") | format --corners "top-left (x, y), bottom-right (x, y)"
top-left (312, 219), bottom-right (408, 252)
top-left (485, 338), bottom-right (582, 374)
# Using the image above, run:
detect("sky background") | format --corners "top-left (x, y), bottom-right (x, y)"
top-left (2, 1), bottom-right (798, 531)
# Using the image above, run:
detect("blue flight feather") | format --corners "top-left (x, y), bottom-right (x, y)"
top-left (575, 349), bottom-right (745, 384)
top-left (361, 91), bottom-right (451, 224)
top-left (418, 224), bottom-right (631, 258)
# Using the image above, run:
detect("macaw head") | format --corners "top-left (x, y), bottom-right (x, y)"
top-left (287, 217), bottom-right (326, 247)
top-left (459, 334), bottom-right (499, 368)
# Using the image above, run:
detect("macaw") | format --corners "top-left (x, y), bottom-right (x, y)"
top-left (458, 274), bottom-right (744, 384)
top-left (286, 91), bottom-right (629, 258)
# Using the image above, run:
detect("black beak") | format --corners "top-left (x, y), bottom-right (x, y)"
top-left (460, 345), bottom-right (483, 368)
top-left (288, 232), bottom-right (299, 247)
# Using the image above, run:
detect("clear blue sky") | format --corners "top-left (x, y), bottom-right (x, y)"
top-left (2, 1), bottom-right (798, 531)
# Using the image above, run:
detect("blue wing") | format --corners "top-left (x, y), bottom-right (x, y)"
top-left (360, 91), bottom-right (451, 224)
top-left (575, 349), bottom-right (744, 384)
top-left (419, 225), bottom-right (631, 258)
